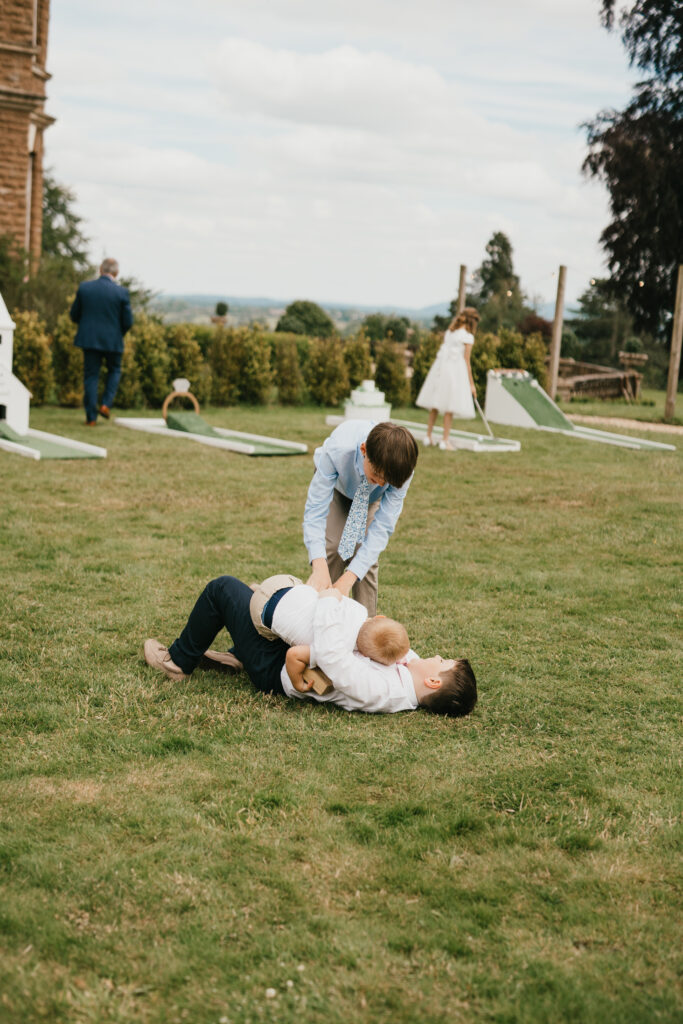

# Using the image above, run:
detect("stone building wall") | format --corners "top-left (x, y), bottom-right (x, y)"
top-left (0, 0), bottom-right (54, 264)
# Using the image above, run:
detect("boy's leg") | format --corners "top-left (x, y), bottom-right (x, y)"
top-left (169, 576), bottom-right (287, 693)
top-left (325, 491), bottom-right (379, 616)
top-left (350, 561), bottom-right (378, 617)
top-left (324, 489), bottom-right (350, 594)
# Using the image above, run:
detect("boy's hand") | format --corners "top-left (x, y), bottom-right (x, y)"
top-left (307, 559), bottom-right (332, 591)
top-left (333, 571), bottom-right (357, 598)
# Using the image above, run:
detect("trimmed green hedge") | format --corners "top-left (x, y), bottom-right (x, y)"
top-left (11, 308), bottom-right (550, 412)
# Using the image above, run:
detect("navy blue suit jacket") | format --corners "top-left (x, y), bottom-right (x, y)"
top-left (70, 275), bottom-right (134, 353)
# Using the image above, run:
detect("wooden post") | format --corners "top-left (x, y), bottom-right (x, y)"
top-left (548, 265), bottom-right (567, 400)
top-left (664, 265), bottom-right (683, 420)
top-left (456, 264), bottom-right (467, 314)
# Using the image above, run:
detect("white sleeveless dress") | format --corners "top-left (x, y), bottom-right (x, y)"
top-left (416, 327), bottom-right (475, 417)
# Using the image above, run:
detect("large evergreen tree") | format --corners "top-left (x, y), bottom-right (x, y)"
top-left (471, 231), bottom-right (525, 334)
top-left (473, 231), bottom-right (521, 304)
top-left (41, 173), bottom-right (91, 271)
top-left (583, 1), bottom-right (682, 337)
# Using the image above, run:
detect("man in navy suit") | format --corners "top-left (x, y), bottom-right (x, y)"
top-left (70, 258), bottom-right (134, 425)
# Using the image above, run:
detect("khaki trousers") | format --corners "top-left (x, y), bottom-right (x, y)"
top-left (325, 488), bottom-right (380, 616)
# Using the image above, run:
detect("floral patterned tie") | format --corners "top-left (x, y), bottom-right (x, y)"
top-left (338, 477), bottom-right (371, 560)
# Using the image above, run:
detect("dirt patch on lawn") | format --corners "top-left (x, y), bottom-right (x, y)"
top-left (568, 414), bottom-right (683, 436)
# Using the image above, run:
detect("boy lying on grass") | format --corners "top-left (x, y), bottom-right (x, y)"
top-left (144, 574), bottom-right (477, 717)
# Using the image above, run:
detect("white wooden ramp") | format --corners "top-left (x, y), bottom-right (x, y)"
top-left (484, 371), bottom-right (675, 452)
top-left (116, 412), bottom-right (308, 457)
top-left (325, 414), bottom-right (521, 452)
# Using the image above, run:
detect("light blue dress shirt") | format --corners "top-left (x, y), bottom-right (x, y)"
top-left (303, 420), bottom-right (412, 581)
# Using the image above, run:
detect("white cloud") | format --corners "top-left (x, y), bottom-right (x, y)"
top-left (212, 39), bottom-right (448, 134)
top-left (42, 0), bottom-right (630, 306)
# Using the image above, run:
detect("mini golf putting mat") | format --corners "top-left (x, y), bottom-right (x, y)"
top-left (166, 410), bottom-right (220, 437)
top-left (0, 421), bottom-right (106, 459)
top-left (117, 414), bottom-right (308, 456)
top-left (499, 375), bottom-right (572, 430)
top-left (486, 372), bottom-right (675, 451)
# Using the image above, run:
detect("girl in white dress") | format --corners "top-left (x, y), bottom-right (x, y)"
top-left (416, 307), bottom-right (479, 451)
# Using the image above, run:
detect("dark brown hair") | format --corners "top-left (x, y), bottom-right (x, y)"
top-left (365, 422), bottom-right (419, 488)
top-left (420, 659), bottom-right (477, 718)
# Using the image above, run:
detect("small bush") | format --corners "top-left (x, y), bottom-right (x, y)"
top-left (238, 328), bottom-right (274, 405)
top-left (129, 313), bottom-right (170, 408)
top-left (343, 330), bottom-right (372, 388)
top-left (51, 311), bottom-right (83, 407)
top-left (275, 335), bottom-right (304, 405)
top-left (411, 332), bottom-right (441, 403)
top-left (165, 323), bottom-right (209, 404)
top-left (470, 332), bottom-right (500, 397)
top-left (11, 310), bottom-right (54, 404)
top-left (116, 341), bottom-right (143, 408)
top-left (374, 339), bottom-right (409, 407)
top-left (192, 324), bottom-right (216, 360)
top-left (209, 327), bottom-right (241, 406)
top-left (497, 328), bottom-right (547, 389)
top-left (305, 336), bottom-right (349, 406)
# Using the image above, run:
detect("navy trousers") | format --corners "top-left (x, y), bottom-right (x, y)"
top-left (169, 576), bottom-right (287, 695)
top-left (83, 348), bottom-right (122, 422)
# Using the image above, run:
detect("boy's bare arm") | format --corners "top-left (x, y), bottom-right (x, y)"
top-left (285, 645), bottom-right (315, 693)
top-left (332, 570), bottom-right (357, 597)
top-left (306, 558), bottom-right (332, 591)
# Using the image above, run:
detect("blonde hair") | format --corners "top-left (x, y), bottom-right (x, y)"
top-left (449, 306), bottom-right (479, 335)
top-left (356, 617), bottom-right (410, 665)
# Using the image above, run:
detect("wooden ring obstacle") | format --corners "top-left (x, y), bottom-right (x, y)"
top-left (162, 389), bottom-right (200, 420)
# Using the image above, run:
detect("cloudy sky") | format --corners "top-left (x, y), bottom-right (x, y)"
top-left (45, 0), bottom-right (637, 310)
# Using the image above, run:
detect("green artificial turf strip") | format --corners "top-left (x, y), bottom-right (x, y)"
top-left (500, 376), bottom-right (572, 430)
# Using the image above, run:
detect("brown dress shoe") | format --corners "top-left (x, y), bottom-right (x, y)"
top-left (85, 420), bottom-right (97, 426)
top-left (199, 649), bottom-right (244, 674)
top-left (143, 639), bottom-right (188, 681)
top-left (99, 405), bottom-right (110, 419)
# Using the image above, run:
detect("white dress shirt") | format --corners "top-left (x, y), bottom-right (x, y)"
top-left (281, 594), bottom-right (419, 714)
top-left (271, 584), bottom-right (367, 667)
top-left (302, 419), bottom-right (412, 581)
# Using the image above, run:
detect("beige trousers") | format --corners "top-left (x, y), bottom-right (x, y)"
top-left (325, 488), bottom-right (380, 616)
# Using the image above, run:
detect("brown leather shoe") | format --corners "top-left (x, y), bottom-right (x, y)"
top-left (85, 420), bottom-right (97, 426)
top-left (143, 639), bottom-right (188, 681)
top-left (99, 405), bottom-right (110, 419)
top-left (199, 649), bottom-right (244, 674)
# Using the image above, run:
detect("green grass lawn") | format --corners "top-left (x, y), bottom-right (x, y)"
top-left (2, 405), bottom-right (681, 1024)
top-left (558, 387), bottom-right (682, 425)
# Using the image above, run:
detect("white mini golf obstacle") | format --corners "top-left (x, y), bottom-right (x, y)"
top-left (484, 370), bottom-right (675, 452)
top-left (0, 292), bottom-right (106, 460)
top-left (116, 379), bottom-right (308, 457)
top-left (326, 380), bottom-right (521, 453)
